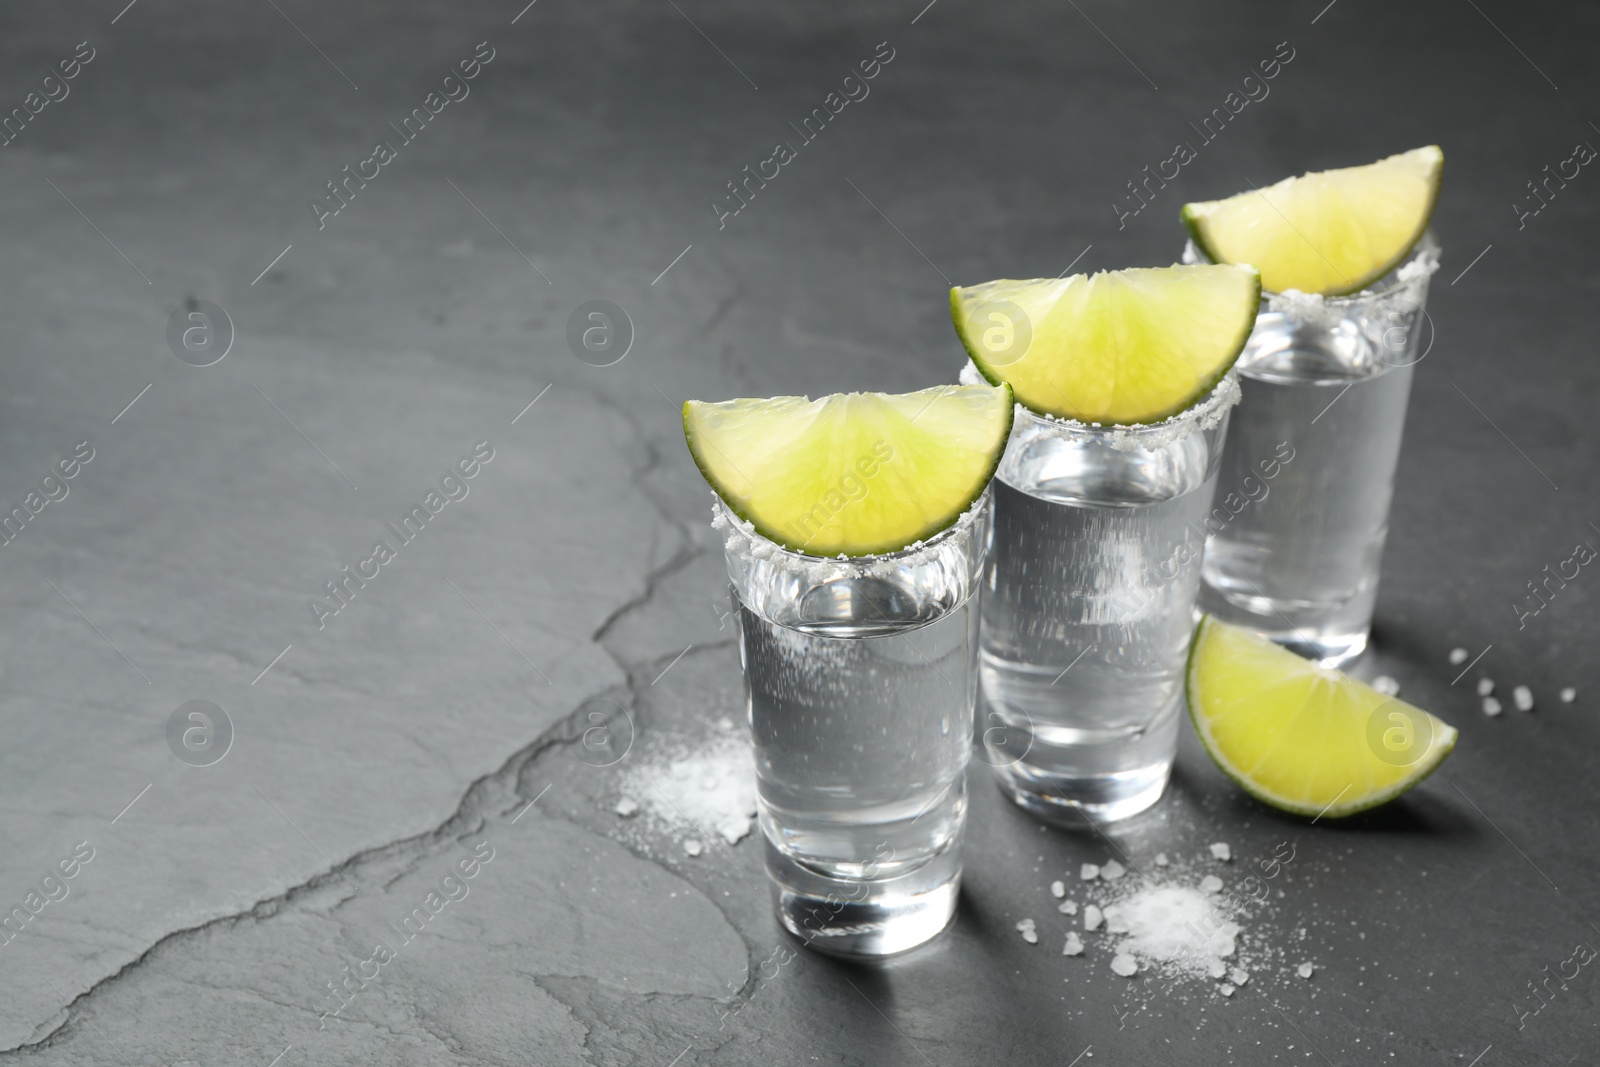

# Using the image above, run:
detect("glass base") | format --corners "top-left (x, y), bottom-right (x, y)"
top-left (767, 838), bottom-right (960, 957)
top-left (990, 759), bottom-right (1171, 826)
top-left (1197, 588), bottom-right (1369, 667)
top-left (1275, 626), bottom-right (1367, 668)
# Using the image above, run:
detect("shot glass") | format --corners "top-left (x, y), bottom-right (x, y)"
top-left (1188, 236), bottom-right (1440, 665)
top-left (715, 491), bottom-right (988, 956)
top-left (977, 375), bottom-right (1238, 823)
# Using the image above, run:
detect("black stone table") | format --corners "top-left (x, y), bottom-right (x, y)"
top-left (0, 1), bottom-right (1595, 1063)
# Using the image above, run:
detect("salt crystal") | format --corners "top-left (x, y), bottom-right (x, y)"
top-left (1154, 853), bottom-right (1169, 866)
top-left (1106, 908), bottom-right (1130, 935)
top-left (1080, 863), bottom-right (1100, 881)
top-left (1100, 860), bottom-right (1126, 880)
top-left (1561, 687), bottom-right (1577, 703)
top-left (1229, 967), bottom-right (1249, 986)
top-left (1449, 647), bottom-right (1468, 665)
top-left (1017, 918), bottom-right (1038, 945)
top-left (1058, 900), bottom-right (1078, 915)
top-left (1483, 696), bottom-right (1502, 717)
top-left (1084, 904), bottom-right (1104, 932)
top-left (1218, 983), bottom-right (1235, 997)
top-left (614, 797), bottom-right (639, 817)
top-left (1209, 922), bottom-right (1240, 959)
top-left (1373, 675), bottom-right (1400, 697)
top-left (1111, 954), bottom-right (1139, 977)
top-left (1050, 880), bottom-right (1066, 899)
top-left (1513, 685), bottom-right (1534, 711)
top-left (1208, 959), bottom-right (1227, 979)
top-left (1477, 677), bottom-right (1494, 696)
top-left (1209, 842), bottom-right (1232, 862)
top-left (1200, 875), bottom-right (1224, 894)
top-left (1063, 932), bottom-right (1084, 956)
top-left (621, 734), bottom-right (759, 840)
top-left (684, 839), bottom-right (704, 857)
top-left (1297, 962), bottom-right (1316, 979)
top-left (1106, 885), bottom-right (1241, 978)
top-left (989, 364), bottom-right (1240, 450)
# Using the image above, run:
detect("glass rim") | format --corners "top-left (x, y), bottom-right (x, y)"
top-left (1010, 370), bottom-right (1241, 442)
top-left (710, 485), bottom-right (990, 567)
top-left (1185, 231), bottom-right (1441, 306)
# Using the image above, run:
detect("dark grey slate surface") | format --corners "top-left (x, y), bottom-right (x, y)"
top-left (0, 1), bottom-right (1594, 1063)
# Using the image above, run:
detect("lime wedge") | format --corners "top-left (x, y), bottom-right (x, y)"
top-left (1182, 146), bottom-right (1444, 296)
top-left (950, 264), bottom-right (1259, 425)
top-left (1186, 617), bottom-right (1457, 818)
top-left (683, 384), bottom-right (1013, 557)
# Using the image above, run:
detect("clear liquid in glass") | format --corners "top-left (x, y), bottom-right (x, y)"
top-left (979, 389), bottom-right (1231, 823)
top-left (1195, 236), bottom-right (1437, 664)
top-left (718, 495), bottom-right (985, 955)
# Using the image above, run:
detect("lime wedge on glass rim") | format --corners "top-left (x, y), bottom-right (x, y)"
top-left (1186, 616), bottom-right (1458, 819)
top-left (1181, 145), bottom-right (1443, 296)
top-left (949, 264), bottom-right (1260, 425)
top-left (682, 383), bottom-right (1013, 557)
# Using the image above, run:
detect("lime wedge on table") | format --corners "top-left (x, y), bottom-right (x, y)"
top-left (1182, 145), bottom-right (1443, 296)
top-left (950, 264), bottom-right (1259, 425)
top-left (1187, 617), bottom-right (1457, 818)
top-left (683, 384), bottom-right (1013, 557)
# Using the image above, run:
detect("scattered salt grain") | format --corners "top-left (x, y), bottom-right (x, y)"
top-left (1218, 983), bottom-right (1235, 997)
top-left (1063, 932), bottom-right (1085, 956)
top-left (1208, 959), bottom-right (1227, 979)
top-left (1105, 907), bottom-right (1130, 935)
top-left (1229, 967), bottom-right (1250, 986)
top-left (1104, 885), bottom-right (1240, 977)
top-left (1050, 880), bottom-right (1066, 899)
top-left (1297, 962), bottom-right (1316, 979)
top-left (614, 797), bottom-right (639, 817)
top-left (1561, 687), bottom-right (1577, 703)
top-left (1084, 904), bottom-right (1105, 932)
top-left (619, 731), bottom-right (759, 848)
top-left (1111, 954), bottom-right (1139, 977)
top-left (1372, 675), bottom-right (1400, 697)
top-left (1449, 647), bottom-right (1468, 665)
top-left (1513, 685), bottom-right (1534, 711)
top-left (1016, 918), bottom-right (1038, 944)
top-left (1058, 900), bottom-right (1078, 915)
top-left (1209, 842), bottom-right (1232, 862)
top-left (684, 839), bottom-right (704, 857)
top-left (1199, 875), bottom-right (1224, 894)
top-left (1477, 677), bottom-right (1494, 696)
top-left (1154, 853), bottom-right (1169, 867)
top-left (1100, 860), bottom-right (1126, 880)
top-left (1080, 863), bottom-right (1100, 881)
top-left (1483, 696), bottom-right (1502, 717)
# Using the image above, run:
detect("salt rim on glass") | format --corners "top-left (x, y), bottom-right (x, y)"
top-left (959, 359), bottom-right (1242, 456)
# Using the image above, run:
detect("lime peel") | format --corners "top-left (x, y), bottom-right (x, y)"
top-left (1182, 146), bottom-right (1444, 296)
top-left (950, 264), bottom-right (1260, 425)
top-left (1186, 616), bottom-right (1458, 819)
top-left (683, 384), bottom-right (1013, 558)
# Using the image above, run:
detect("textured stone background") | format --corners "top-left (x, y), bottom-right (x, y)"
top-left (0, 1), bottom-right (1595, 1064)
